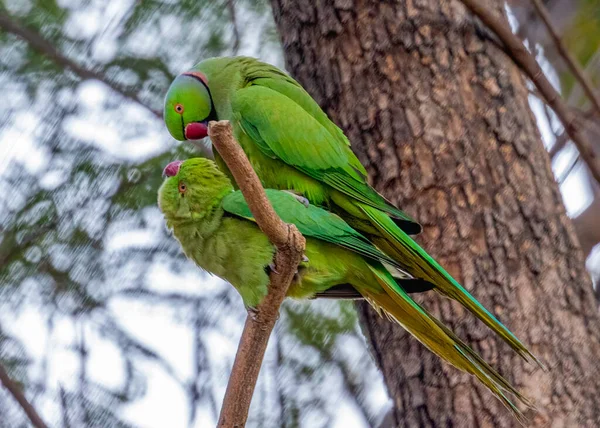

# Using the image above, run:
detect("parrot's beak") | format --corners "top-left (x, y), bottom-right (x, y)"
top-left (163, 160), bottom-right (184, 177)
top-left (184, 121), bottom-right (209, 140)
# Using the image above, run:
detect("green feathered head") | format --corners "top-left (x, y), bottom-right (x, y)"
top-left (158, 158), bottom-right (233, 220)
top-left (163, 71), bottom-right (217, 141)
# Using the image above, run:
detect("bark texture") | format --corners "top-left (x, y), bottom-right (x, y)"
top-left (269, 0), bottom-right (600, 426)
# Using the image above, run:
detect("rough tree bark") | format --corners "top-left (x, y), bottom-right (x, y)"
top-left (269, 0), bottom-right (600, 426)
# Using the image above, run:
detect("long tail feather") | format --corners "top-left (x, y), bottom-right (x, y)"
top-left (362, 265), bottom-right (533, 423)
top-left (360, 204), bottom-right (545, 370)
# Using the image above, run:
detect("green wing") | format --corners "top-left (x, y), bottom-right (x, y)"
top-left (231, 64), bottom-right (421, 234)
top-left (239, 58), bottom-right (353, 154)
top-left (222, 189), bottom-right (400, 267)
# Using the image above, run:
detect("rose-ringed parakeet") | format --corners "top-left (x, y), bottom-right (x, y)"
top-left (158, 157), bottom-right (538, 421)
top-left (162, 57), bottom-right (539, 362)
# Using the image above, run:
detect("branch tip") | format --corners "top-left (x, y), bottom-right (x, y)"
top-left (0, 363), bottom-right (48, 428)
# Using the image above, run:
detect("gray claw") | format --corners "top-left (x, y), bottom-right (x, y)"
top-left (283, 190), bottom-right (310, 208)
top-left (247, 306), bottom-right (259, 320)
top-left (268, 263), bottom-right (279, 274)
top-left (302, 255), bottom-right (309, 263)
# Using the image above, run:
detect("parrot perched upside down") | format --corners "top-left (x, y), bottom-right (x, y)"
top-left (163, 56), bottom-right (543, 373)
top-left (158, 158), bottom-right (538, 421)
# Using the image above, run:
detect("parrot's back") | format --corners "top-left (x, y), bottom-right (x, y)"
top-left (191, 58), bottom-right (542, 374)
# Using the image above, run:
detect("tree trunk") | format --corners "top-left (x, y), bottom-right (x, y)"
top-left (269, 0), bottom-right (600, 426)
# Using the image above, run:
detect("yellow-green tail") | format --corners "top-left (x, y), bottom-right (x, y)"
top-left (363, 264), bottom-right (533, 423)
top-left (360, 204), bottom-right (544, 369)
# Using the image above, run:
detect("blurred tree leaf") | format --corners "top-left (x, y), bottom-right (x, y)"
top-left (0, 1), bottom-right (387, 427)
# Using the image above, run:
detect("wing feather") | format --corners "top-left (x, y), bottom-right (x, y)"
top-left (232, 85), bottom-right (420, 231)
top-left (222, 189), bottom-right (399, 267)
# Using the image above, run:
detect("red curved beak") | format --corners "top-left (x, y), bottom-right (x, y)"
top-left (184, 122), bottom-right (208, 140)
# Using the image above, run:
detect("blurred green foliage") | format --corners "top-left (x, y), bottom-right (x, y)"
top-left (560, 0), bottom-right (600, 106)
top-left (0, 1), bottom-right (384, 427)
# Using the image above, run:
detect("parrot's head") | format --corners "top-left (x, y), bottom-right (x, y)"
top-left (163, 71), bottom-right (217, 142)
top-left (158, 158), bottom-right (233, 220)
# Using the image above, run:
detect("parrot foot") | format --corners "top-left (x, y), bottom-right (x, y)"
top-left (293, 265), bottom-right (306, 283)
top-left (267, 262), bottom-right (279, 275)
top-left (282, 190), bottom-right (310, 207)
top-left (247, 306), bottom-right (279, 322)
top-left (247, 306), bottom-right (259, 320)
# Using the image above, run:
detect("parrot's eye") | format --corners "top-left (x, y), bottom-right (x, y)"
top-left (178, 182), bottom-right (187, 193)
top-left (174, 103), bottom-right (184, 114)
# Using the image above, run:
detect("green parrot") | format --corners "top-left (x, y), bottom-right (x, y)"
top-left (158, 157), bottom-right (538, 421)
top-left (162, 56), bottom-right (541, 363)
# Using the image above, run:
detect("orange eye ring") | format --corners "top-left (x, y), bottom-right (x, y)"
top-left (174, 103), bottom-right (184, 114)
top-left (178, 182), bottom-right (187, 193)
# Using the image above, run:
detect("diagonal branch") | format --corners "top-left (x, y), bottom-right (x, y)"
top-left (548, 132), bottom-right (570, 160)
top-left (557, 155), bottom-right (580, 185)
top-left (458, 0), bottom-right (600, 185)
top-left (0, 363), bottom-right (48, 428)
top-left (208, 120), bottom-right (305, 427)
top-left (0, 12), bottom-right (161, 119)
top-left (530, 0), bottom-right (600, 117)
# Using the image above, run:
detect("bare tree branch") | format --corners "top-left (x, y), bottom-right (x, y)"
top-left (0, 363), bottom-right (48, 428)
top-left (208, 120), bottom-right (305, 427)
top-left (557, 156), bottom-right (580, 184)
top-left (273, 328), bottom-right (287, 424)
top-left (226, 0), bottom-right (241, 55)
top-left (530, 0), bottom-right (600, 117)
top-left (544, 108), bottom-right (599, 163)
top-left (0, 12), bottom-right (161, 119)
top-left (549, 132), bottom-right (570, 160)
top-left (459, 0), bottom-right (600, 185)
top-left (324, 348), bottom-right (376, 427)
top-left (539, 100), bottom-right (571, 163)
top-left (583, 107), bottom-right (599, 120)
top-left (59, 386), bottom-right (72, 428)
